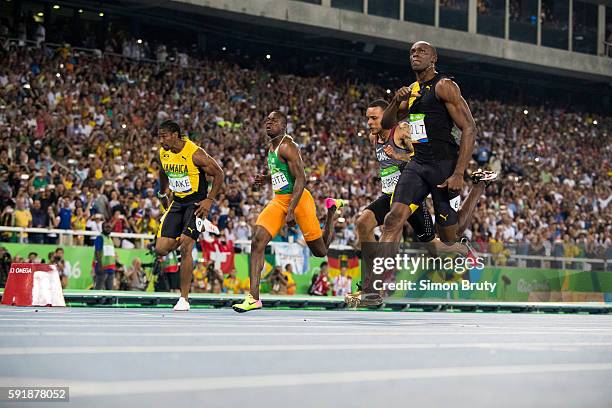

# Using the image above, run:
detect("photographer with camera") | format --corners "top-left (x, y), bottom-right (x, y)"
top-left (0, 247), bottom-right (11, 287)
top-left (53, 248), bottom-right (67, 289)
top-left (126, 258), bottom-right (147, 291)
top-left (205, 261), bottom-right (223, 294)
top-left (268, 266), bottom-right (289, 295)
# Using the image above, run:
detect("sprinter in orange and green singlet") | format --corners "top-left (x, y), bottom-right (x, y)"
top-left (233, 111), bottom-right (345, 313)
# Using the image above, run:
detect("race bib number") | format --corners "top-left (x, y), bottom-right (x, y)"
top-left (271, 171), bottom-right (289, 192)
top-left (380, 166), bottom-right (400, 195)
top-left (450, 195), bottom-right (461, 212)
top-left (409, 114), bottom-right (428, 143)
top-left (103, 244), bottom-right (115, 257)
top-left (168, 175), bottom-right (192, 193)
top-left (196, 217), bottom-right (219, 234)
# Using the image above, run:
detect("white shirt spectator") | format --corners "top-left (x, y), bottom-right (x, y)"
top-left (333, 274), bottom-right (352, 297)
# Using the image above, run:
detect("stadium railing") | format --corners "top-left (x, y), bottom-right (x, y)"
top-left (0, 227), bottom-right (608, 272)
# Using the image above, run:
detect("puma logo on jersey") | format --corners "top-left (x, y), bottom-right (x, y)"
top-left (438, 213), bottom-right (448, 221)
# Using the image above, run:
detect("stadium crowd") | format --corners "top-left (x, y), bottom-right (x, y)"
top-left (0, 30), bottom-right (610, 269)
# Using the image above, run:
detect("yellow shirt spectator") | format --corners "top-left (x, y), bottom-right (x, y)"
top-left (14, 208), bottom-right (32, 228)
top-left (282, 271), bottom-right (296, 295)
top-left (241, 277), bottom-right (251, 294)
top-left (224, 275), bottom-right (242, 294)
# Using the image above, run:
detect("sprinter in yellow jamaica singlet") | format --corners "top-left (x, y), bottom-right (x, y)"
top-left (155, 120), bottom-right (224, 311)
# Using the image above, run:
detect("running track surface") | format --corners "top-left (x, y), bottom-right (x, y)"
top-left (0, 307), bottom-right (611, 408)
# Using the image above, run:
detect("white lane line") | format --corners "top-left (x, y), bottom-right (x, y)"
top-left (2, 362), bottom-right (612, 397)
top-left (1, 342), bottom-right (612, 355)
top-left (1, 317), bottom-right (610, 330)
top-left (2, 331), bottom-right (612, 338)
top-left (2, 323), bottom-right (612, 335)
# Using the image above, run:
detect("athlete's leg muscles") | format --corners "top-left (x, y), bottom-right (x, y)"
top-left (356, 209), bottom-right (378, 248)
top-left (177, 234), bottom-right (195, 299)
top-left (155, 237), bottom-right (179, 256)
top-left (321, 205), bottom-right (337, 250)
top-left (249, 225), bottom-right (273, 300)
top-left (380, 203), bottom-right (413, 243)
top-left (457, 182), bottom-right (485, 236)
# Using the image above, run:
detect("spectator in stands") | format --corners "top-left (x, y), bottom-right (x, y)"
top-left (126, 258), bottom-right (147, 291)
top-left (205, 261), bottom-right (223, 294)
top-left (192, 258), bottom-right (207, 293)
top-left (57, 197), bottom-right (72, 244)
top-left (283, 264), bottom-right (297, 295)
top-left (223, 268), bottom-right (241, 294)
top-left (159, 251), bottom-right (180, 293)
top-left (333, 266), bottom-right (352, 297)
top-left (0, 206), bottom-right (14, 242)
top-left (269, 266), bottom-right (289, 295)
top-left (29, 199), bottom-right (47, 244)
top-left (0, 247), bottom-right (10, 287)
top-left (311, 263), bottom-right (331, 296)
top-left (14, 197), bottom-right (32, 230)
top-left (71, 207), bottom-right (89, 246)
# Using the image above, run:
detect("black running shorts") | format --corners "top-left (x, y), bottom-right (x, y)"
top-left (365, 193), bottom-right (435, 242)
top-left (157, 200), bottom-right (200, 241)
top-left (392, 159), bottom-right (459, 227)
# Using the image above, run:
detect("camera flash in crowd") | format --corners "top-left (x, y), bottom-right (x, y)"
top-left (121, 124), bottom-right (127, 129)
top-left (523, 109), bottom-right (528, 115)
top-left (386, 89), bottom-right (391, 94)
top-left (137, 39), bottom-right (143, 44)
top-left (266, 54), bottom-right (271, 60)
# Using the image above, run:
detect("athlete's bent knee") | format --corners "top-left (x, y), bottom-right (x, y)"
top-left (356, 213), bottom-right (373, 236)
top-left (155, 242), bottom-right (170, 257)
top-left (251, 228), bottom-right (270, 252)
